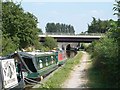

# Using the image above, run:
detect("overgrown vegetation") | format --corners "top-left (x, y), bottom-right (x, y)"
top-left (87, 0), bottom-right (120, 88)
top-left (39, 52), bottom-right (83, 88)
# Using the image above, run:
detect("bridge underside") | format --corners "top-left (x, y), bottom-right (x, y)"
top-left (40, 37), bottom-right (100, 43)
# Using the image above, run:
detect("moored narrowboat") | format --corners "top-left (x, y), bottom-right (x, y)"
top-left (57, 50), bottom-right (67, 66)
top-left (0, 50), bottom-right (67, 89)
top-left (12, 51), bottom-right (59, 84)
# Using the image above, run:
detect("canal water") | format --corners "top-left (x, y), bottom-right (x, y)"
top-left (65, 44), bottom-right (78, 58)
top-left (66, 50), bottom-right (77, 58)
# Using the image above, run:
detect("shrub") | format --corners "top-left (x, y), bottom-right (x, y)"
top-left (90, 36), bottom-right (118, 86)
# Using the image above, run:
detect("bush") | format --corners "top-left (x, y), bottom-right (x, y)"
top-left (43, 37), bottom-right (58, 50)
top-left (2, 37), bottom-right (18, 56)
top-left (89, 36), bottom-right (118, 87)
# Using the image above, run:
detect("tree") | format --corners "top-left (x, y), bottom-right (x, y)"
top-left (113, 1), bottom-right (120, 87)
top-left (2, 36), bottom-right (18, 55)
top-left (43, 37), bottom-right (58, 50)
top-left (2, 1), bottom-right (41, 55)
top-left (56, 23), bottom-right (61, 33)
top-left (46, 23), bottom-right (57, 33)
top-left (113, 0), bottom-right (120, 27)
top-left (86, 0), bottom-right (120, 87)
top-left (87, 17), bottom-right (112, 33)
top-left (113, 0), bottom-right (120, 40)
top-left (45, 23), bottom-right (75, 34)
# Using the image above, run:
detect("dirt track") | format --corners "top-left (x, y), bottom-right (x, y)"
top-left (62, 51), bottom-right (91, 88)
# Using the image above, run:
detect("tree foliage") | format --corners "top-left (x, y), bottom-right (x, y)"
top-left (113, 0), bottom-right (120, 24)
top-left (113, 0), bottom-right (120, 51)
top-left (87, 17), bottom-right (116, 33)
top-left (2, 1), bottom-right (42, 56)
top-left (43, 37), bottom-right (58, 50)
top-left (46, 23), bottom-right (75, 34)
top-left (2, 36), bottom-right (18, 55)
top-left (87, 1), bottom-right (120, 87)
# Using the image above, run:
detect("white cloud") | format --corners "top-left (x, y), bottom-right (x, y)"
top-left (91, 10), bottom-right (98, 13)
top-left (91, 10), bottom-right (104, 13)
top-left (90, 10), bottom-right (104, 16)
top-left (50, 11), bottom-right (59, 15)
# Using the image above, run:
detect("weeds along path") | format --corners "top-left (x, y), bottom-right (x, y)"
top-left (62, 51), bottom-right (91, 88)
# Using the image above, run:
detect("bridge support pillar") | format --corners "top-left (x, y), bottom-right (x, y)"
top-left (57, 42), bottom-right (78, 50)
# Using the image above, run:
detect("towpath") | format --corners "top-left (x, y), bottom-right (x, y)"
top-left (62, 51), bottom-right (91, 88)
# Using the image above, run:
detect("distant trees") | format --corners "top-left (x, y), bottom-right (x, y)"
top-left (87, 17), bottom-right (116, 33)
top-left (45, 23), bottom-right (75, 34)
top-left (2, 1), bottom-right (42, 56)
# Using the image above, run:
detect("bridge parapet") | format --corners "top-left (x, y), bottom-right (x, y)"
top-left (38, 34), bottom-right (102, 38)
top-left (39, 34), bottom-right (102, 43)
top-left (39, 33), bottom-right (105, 36)
top-left (77, 33), bottom-right (105, 36)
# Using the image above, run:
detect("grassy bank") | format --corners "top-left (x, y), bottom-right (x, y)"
top-left (39, 51), bottom-right (83, 88)
top-left (86, 62), bottom-right (113, 88)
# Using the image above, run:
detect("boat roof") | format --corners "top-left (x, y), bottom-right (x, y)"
top-left (27, 52), bottom-right (54, 56)
top-left (18, 51), bottom-right (55, 58)
top-left (0, 56), bottom-right (11, 60)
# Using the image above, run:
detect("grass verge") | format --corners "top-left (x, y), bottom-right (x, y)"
top-left (86, 61), bottom-right (113, 88)
top-left (39, 51), bottom-right (83, 88)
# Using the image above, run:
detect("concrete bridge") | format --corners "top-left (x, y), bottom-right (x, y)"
top-left (39, 34), bottom-right (102, 43)
top-left (39, 34), bottom-right (102, 49)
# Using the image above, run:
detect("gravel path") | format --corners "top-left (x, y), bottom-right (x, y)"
top-left (62, 51), bottom-right (91, 88)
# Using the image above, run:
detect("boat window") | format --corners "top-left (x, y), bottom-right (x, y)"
top-left (22, 57), bottom-right (37, 72)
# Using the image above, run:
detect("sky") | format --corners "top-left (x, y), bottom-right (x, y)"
top-left (13, 0), bottom-right (117, 34)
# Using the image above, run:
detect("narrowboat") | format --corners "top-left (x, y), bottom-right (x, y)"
top-left (57, 50), bottom-right (67, 66)
top-left (12, 51), bottom-right (59, 84)
top-left (0, 50), bottom-right (67, 89)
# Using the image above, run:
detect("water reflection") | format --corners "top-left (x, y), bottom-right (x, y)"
top-left (65, 44), bottom-right (77, 58)
top-left (66, 50), bottom-right (77, 58)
